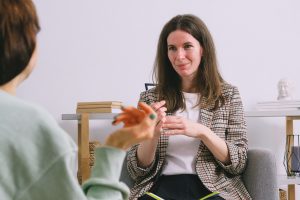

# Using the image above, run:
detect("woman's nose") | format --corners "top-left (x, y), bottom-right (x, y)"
top-left (176, 48), bottom-right (185, 60)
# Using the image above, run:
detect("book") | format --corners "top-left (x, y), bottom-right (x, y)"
top-left (76, 101), bottom-right (123, 113)
top-left (77, 101), bottom-right (122, 106)
top-left (76, 107), bottom-right (121, 113)
top-left (77, 105), bottom-right (122, 109)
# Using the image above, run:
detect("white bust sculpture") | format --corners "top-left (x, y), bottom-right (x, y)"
top-left (277, 78), bottom-right (293, 101)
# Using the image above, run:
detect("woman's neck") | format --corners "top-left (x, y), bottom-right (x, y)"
top-left (0, 75), bottom-right (24, 95)
top-left (0, 83), bottom-right (17, 95)
top-left (181, 79), bottom-right (196, 93)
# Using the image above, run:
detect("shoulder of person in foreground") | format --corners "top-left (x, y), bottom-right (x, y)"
top-left (0, 91), bottom-right (75, 150)
top-left (0, 91), bottom-right (80, 200)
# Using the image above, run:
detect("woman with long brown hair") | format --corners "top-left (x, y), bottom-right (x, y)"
top-left (127, 14), bottom-right (251, 200)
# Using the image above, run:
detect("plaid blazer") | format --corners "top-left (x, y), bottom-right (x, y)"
top-left (127, 83), bottom-right (251, 200)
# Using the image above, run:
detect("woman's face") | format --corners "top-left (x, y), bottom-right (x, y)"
top-left (167, 30), bottom-right (203, 81)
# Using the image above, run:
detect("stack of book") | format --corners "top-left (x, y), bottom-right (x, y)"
top-left (76, 101), bottom-right (122, 113)
top-left (255, 100), bottom-right (300, 111)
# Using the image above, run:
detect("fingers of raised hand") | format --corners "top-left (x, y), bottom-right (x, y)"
top-left (164, 115), bottom-right (181, 122)
top-left (138, 102), bottom-right (155, 115)
top-left (154, 118), bottom-right (165, 136)
top-left (128, 115), bottom-right (157, 142)
top-left (150, 100), bottom-right (166, 111)
top-left (156, 118), bottom-right (165, 128)
top-left (112, 114), bottom-right (139, 127)
top-left (157, 110), bottom-right (166, 121)
top-left (121, 106), bottom-right (146, 119)
top-left (162, 123), bottom-right (184, 130)
top-left (161, 116), bottom-right (187, 135)
top-left (113, 103), bottom-right (157, 127)
top-left (163, 129), bottom-right (185, 136)
top-left (113, 107), bottom-right (145, 126)
top-left (138, 102), bottom-right (158, 124)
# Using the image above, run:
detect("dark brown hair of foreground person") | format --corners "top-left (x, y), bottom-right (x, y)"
top-left (0, 0), bottom-right (40, 85)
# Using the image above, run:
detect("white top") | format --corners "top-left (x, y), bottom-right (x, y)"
top-left (162, 92), bottom-right (201, 175)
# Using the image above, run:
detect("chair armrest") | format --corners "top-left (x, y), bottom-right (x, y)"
top-left (120, 155), bottom-right (135, 188)
top-left (243, 148), bottom-right (278, 200)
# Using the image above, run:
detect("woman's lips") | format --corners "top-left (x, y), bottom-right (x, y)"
top-left (176, 63), bottom-right (188, 69)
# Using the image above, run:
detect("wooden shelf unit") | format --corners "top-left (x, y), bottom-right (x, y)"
top-left (245, 110), bottom-right (300, 200)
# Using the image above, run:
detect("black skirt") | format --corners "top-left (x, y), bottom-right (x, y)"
top-left (138, 174), bottom-right (224, 200)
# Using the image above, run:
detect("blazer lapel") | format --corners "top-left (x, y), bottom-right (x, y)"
top-left (199, 96), bottom-right (214, 129)
top-left (198, 96), bottom-right (214, 153)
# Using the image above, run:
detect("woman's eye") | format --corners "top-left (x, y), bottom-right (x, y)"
top-left (168, 46), bottom-right (176, 51)
top-left (184, 44), bottom-right (193, 49)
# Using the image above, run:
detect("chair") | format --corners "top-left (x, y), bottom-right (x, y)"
top-left (242, 148), bottom-right (278, 200)
top-left (120, 148), bottom-right (278, 200)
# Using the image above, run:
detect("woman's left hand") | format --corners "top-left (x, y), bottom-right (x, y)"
top-left (162, 116), bottom-right (211, 138)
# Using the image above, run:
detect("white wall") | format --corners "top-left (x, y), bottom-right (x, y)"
top-left (21, 0), bottom-right (300, 195)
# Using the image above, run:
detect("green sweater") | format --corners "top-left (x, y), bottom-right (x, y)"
top-left (0, 90), bottom-right (129, 200)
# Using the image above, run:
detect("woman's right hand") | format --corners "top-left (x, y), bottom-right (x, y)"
top-left (150, 100), bottom-right (167, 138)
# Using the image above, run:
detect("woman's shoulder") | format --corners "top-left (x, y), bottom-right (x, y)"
top-left (221, 82), bottom-right (240, 97)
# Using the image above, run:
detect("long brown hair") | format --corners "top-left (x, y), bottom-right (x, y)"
top-left (0, 0), bottom-right (40, 85)
top-left (153, 14), bottom-right (224, 112)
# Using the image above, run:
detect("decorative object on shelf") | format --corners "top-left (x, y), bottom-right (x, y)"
top-left (277, 78), bottom-right (294, 101)
top-left (284, 135), bottom-right (300, 176)
top-left (254, 78), bottom-right (298, 111)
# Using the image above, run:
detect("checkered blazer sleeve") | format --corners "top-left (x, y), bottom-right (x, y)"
top-left (216, 86), bottom-right (248, 175)
top-left (126, 90), bottom-right (158, 181)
